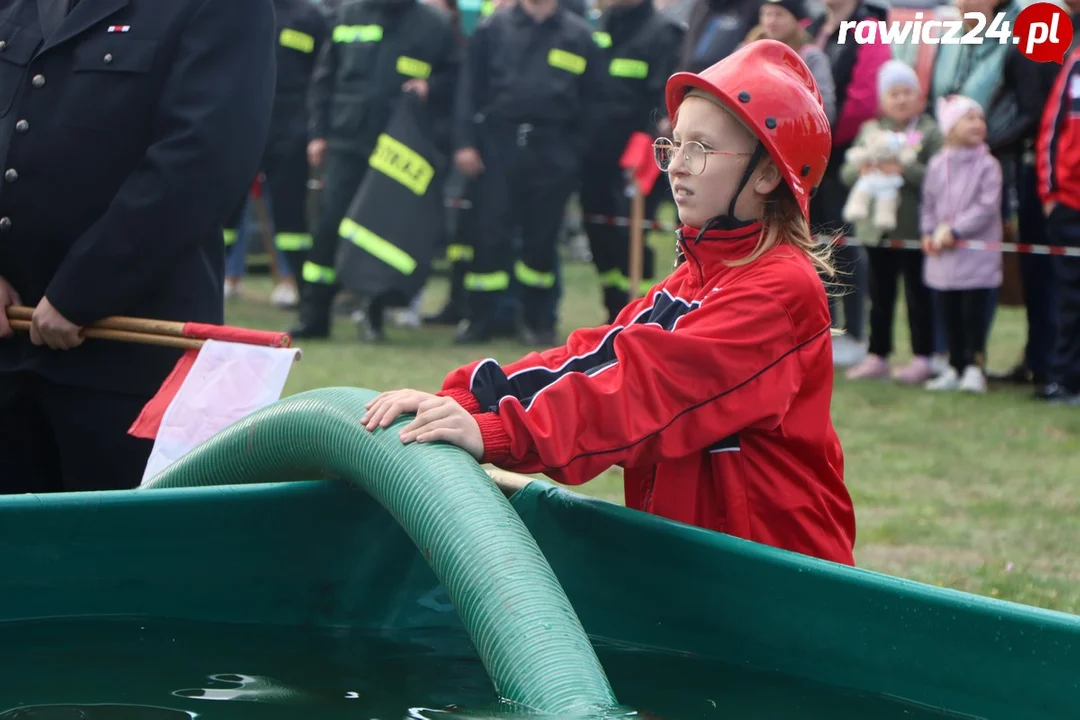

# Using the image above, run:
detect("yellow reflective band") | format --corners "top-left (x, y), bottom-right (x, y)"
top-left (447, 243), bottom-right (474, 262)
top-left (368, 132), bottom-right (435, 196)
top-left (302, 261), bottom-right (336, 284)
top-left (609, 58), bottom-right (648, 79)
top-left (280, 28), bottom-right (315, 53)
top-left (275, 232), bottom-right (313, 251)
top-left (464, 271), bottom-right (510, 291)
top-left (223, 228), bottom-right (237, 246)
top-left (396, 56), bottom-right (432, 79)
top-left (339, 218), bottom-right (417, 275)
top-left (514, 260), bottom-right (555, 288)
top-left (547, 48), bottom-right (586, 75)
top-left (480, 0), bottom-right (494, 16)
top-left (333, 24), bottom-right (383, 43)
top-left (592, 31), bottom-right (611, 48)
top-left (598, 268), bottom-right (652, 294)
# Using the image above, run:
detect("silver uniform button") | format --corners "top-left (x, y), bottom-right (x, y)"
top-left (4, 169), bottom-right (16, 183)
top-left (0, 41), bottom-right (7, 52)
top-left (31, 74), bottom-right (44, 88)
top-left (14, 120), bottom-right (27, 133)
top-left (103, 53), bottom-right (113, 64)
top-left (0, 217), bottom-right (11, 231)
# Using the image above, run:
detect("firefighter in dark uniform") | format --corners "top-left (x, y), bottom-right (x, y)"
top-left (223, 0), bottom-right (330, 302)
top-left (452, 0), bottom-right (604, 345)
top-left (0, 0), bottom-right (275, 492)
top-left (582, 0), bottom-right (682, 323)
top-left (290, 0), bottom-right (461, 338)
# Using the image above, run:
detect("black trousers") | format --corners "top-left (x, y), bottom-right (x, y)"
top-left (462, 123), bottom-right (578, 331)
top-left (866, 246), bottom-right (934, 358)
top-left (580, 143), bottom-right (659, 322)
top-left (1016, 159), bottom-right (1058, 376)
top-left (940, 289), bottom-right (992, 373)
top-left (306, 150), bottom-right (370, 286)
top-left (225, 143), bottom-right (314, 279)
top-left (1047, 205), bottom-right (1080, 391)
top-left (0, 373), bottom-right (154, 494)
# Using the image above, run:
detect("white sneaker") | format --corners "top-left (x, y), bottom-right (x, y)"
top-left (959, 365), bottom-right (987, 393)
top-left (930, 353), bottom-right (950, 377)
top-left (832, 334), bottom-right (868, 368)
top-left (224, 278), bottom-right (241, 300)
top-left (270, 281), bottom-right (299, 308)
top-left (925, 366), bottom-right (960, 391)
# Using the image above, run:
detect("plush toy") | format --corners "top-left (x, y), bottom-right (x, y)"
top-left (842, 129), bottom-right (919, 232)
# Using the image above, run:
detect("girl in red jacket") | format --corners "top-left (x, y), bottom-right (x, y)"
top-left (362, 39), bottom-right (857, 566)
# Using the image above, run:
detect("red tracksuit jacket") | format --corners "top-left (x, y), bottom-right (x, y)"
top-left (1037, 45), bottom-right (1080, 212)
top-left (439, 222), bottom-right (856, 566)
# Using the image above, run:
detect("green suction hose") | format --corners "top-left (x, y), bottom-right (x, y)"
top-left (140, 387), bottom-right (618, 716)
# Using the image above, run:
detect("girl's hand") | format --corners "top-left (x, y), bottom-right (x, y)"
top-left (921, 234), bottom-right (937, 256)
top-left (361, 390), bottom-right (484, 460)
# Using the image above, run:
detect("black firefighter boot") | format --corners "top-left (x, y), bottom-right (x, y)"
top-left (454, 290), bottom-right (497, 344)
top-left (288, 282), bottom-right (334, 339)
top-left (425, 260), bottom-right (467, 326)
top-left (603, 286), bottom-right (630, 326)
top-left (518, 286), bottom-right (556, 347)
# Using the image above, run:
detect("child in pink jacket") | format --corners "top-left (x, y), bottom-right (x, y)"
top-left (919, 94), bottom-right (1003, 394)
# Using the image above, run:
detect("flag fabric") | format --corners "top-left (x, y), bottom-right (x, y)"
top-left (620, 131), bottom-right (662, 197)
top-left (137, 339), bottom-right (300, 485)
top-left (334, 91), bottom-right (448, 307)
top-left (128, 323), bottom-right (293, 441)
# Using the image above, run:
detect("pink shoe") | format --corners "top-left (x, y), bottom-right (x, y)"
top-left (893, 356), bottom-right (935, 385)
top-left (846, 354), bottom-right (891, 380)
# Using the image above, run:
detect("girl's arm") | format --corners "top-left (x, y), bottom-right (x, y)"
top-left (919, 156), bottom-right (941, 236)
top-left (466, 269), bottom-right (821, 485)
top-left (948, 157), bottom-right (1003, 239)
top-left (437, 281), bottom-right (666, 413)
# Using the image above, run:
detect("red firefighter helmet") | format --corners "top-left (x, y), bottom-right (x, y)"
top-left (665, 39), bottom-right (831, 222)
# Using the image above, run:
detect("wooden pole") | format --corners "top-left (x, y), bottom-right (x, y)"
top-left (6, 306), bottom-right (189, 337)
top-left (627, 179), bottom-right (646, 302)
top-left (8, 319), bottom-right (204, 350)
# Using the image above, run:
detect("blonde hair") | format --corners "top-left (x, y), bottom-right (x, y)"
top-left (727, 183), bottom-right (836, 278)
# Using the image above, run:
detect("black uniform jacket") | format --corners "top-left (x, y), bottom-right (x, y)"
top-left (452, 3), bottom-right (604, 157)
top-left (269, 0), bottom-right (330, 155)
top-left (0, 0), bottom-right (276, 396)
top-left (309, 0), bottom-right (460, 157)
top-left (592, 0), bottom-right (683, 147)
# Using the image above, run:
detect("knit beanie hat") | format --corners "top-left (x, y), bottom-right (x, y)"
top-left (935, 94), bottom-right (983, 137)
top-left (877, 59), bottom-right (921, 101)
top-left (762, 0), bottom-right (808, 21)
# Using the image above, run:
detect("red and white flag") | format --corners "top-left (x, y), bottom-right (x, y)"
top-left (129, 323), bottom-right (300, 485)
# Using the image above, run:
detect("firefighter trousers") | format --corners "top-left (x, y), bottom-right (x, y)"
top-left (225, 142), bottom-right (313, 280)
top-left (462, 123), bottom-right (578, 333)
top-left (580, 142), bottom-right (661, 323)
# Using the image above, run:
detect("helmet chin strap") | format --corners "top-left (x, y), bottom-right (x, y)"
top-left (693, 141), bottom-right (766, 240)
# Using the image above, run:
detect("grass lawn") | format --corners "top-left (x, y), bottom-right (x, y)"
top-left (224, 226), bottom-right (1080, 617)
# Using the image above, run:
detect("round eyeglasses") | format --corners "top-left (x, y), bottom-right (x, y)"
top-left (652, 137), bottom-right (751, 176)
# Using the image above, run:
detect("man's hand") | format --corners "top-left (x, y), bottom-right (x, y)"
top-left (402, 78), bottom-right (429, 101)
top-left (30, 297), bottom-right (83, 350)
top-left (361, 389), bottom-right (484, 460)
top-left (0, 276), bottom-right (22, 339)
top-left (307, 138), bottom-right (327, 168)
top-left (454, 147), bottom-right (484, 178)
